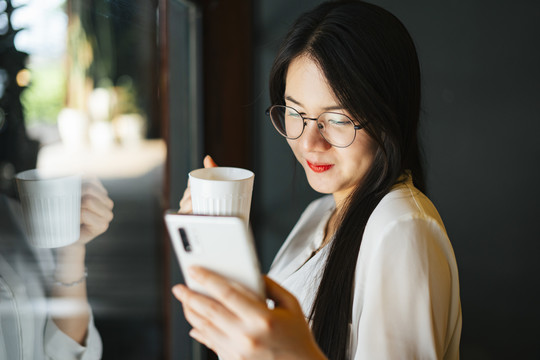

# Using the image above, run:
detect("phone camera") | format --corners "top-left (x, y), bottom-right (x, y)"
top-left (178, 227), bottom-right (192, 252)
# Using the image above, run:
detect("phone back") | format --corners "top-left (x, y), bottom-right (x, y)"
top-left (165, 213), bottom-right (264, 299)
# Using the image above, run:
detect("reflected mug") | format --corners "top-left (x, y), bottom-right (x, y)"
top-left (16, 169), bottom-right (81, 248)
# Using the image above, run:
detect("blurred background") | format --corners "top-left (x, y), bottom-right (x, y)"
top-left (0, 0), bottom-right (539, 359)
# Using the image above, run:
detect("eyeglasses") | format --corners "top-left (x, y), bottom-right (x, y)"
top-left (265, 105), bottom-right (364, 148)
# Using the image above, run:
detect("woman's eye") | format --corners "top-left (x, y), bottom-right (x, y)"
top-left (288, 111), bottom-right (301, 118)
top-left (328, 119), bottom-right (349, 126)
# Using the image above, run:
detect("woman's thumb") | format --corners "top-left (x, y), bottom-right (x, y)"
top-left (264, 276), bottom-right (299, 310)
top-left (203, 155), bottom-right (218, 168)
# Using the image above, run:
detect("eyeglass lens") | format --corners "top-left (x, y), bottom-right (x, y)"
top-left (269, 105), bottom-right (356, 147)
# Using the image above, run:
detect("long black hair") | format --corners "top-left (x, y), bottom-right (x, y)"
top-left (269, 1), bottom-right (424, 358)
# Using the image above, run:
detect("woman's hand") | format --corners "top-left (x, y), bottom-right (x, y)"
top-left (172, 267), bottom-right (327, 360)
top-left (52, 177), bottom-right (113, 344)
top-left (53, 175), bottom-right (114, 269)
top-left (178, 155), bottom-right (218, 214)
top-left (56, 177), bottom-right (114, 256)
top-left (78, 177), bottom-right (114, 245)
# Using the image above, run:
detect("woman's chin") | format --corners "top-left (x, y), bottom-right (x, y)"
top-left (305, 178), bottom-right (336, 195)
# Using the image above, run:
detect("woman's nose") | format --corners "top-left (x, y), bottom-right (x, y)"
top-left (300, 119), bottom-right (332, 151)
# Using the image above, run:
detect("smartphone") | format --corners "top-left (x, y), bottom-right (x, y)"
top-left (164, 212), bottom-right (265, 300)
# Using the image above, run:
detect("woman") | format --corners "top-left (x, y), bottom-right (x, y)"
top-left (0, 178), bottom-right (114, 359)
top-left (174, 1), bottom-right (462, 359)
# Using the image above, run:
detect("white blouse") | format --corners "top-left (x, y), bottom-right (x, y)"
top-left (268, 177), bottom-right (462, 359)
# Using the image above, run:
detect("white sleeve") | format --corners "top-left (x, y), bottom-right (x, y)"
top-left (352, 216), bottom-right (456, 360)
top-left (44, 312), bottom-right (102, 360)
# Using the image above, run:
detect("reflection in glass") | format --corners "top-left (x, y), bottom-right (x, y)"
top-left (1, 0), bottom-right (163, 358)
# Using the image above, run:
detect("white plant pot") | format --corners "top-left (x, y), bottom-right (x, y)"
top-left (57, 108), bottom-right (88, 150)
top-left (89, 121), bottom-right (115, 151)
top-left (113, 113), bottom-right (145, 147)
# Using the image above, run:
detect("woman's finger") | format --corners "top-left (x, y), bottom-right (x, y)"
top-left (81, 193), bottom-right (114, 220)
top-left (188, 329), bottom-right (209, 347)
top-left (264, 276), bottom-right (302, 311)
top-left (80, 185), bottom-right (114, 226)
top-left (188, 329), bottom-right (216, 354)
top-left (187, 267), bottom-right (266, 318)
top-left (80, 202), bottom-right (114, 227)
top-left (178, 185), bottom-right (192, 214)
top-left (173, 284), bottom-right (239, 328)
top-left (174, 287), bottom-right (234, 354)
top-left (80, 207), bottom-right (112, 241)
top-left (77, 179), bottom-right (114, 243)
top-left (82, 181), bottom-right (114, 210)
top-left (203, 155), bottom-right (218, 168)
top-left (182, 304), bottom-right (226, 349)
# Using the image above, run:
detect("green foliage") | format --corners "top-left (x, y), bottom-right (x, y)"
top-left (114, 75), bottom-right (142, 116)
top-left (21, 62), bottom-right (66, 126)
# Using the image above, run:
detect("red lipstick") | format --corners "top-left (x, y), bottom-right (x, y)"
top-left (307, 160), bottom-right (334, 173)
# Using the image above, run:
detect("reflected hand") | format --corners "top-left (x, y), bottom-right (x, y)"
top-left (178, 155), bottom-right (218, 214)
top-left (172, 268), bottom-right (327, 360)
top-left (51, 177), bottom-right (113, 344)
top-left (77, 177), bottom-right (114, 245)
top-left (53, 177), bottom-right (113, 291)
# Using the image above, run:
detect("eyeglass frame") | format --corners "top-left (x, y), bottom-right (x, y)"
top-left (265, 104), bottom-right (364, 148)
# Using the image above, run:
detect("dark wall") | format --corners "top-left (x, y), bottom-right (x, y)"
top-left (252, 0), bottom-right (327, 270)
top-left (252, 1), bottom-right (540, 359)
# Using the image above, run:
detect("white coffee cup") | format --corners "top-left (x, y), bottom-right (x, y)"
top-left (189, 167), bottom-right (254, 224)
top-left (15, 169), bottom-right (82, 248)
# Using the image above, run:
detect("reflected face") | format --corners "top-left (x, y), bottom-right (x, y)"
top-left (284, 55), bottom-right (377, 203)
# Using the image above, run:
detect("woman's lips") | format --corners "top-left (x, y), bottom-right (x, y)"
top-left (306, 160), bottom-right (334, 173)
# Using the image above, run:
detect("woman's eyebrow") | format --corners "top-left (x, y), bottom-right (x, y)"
top-left (284, 95), bottom-right (344, 112)
top-left (285, 95), bottom-right (302, 107)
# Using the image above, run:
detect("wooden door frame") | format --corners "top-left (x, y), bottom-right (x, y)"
top-left (159, 1), bottom-right (253, 359)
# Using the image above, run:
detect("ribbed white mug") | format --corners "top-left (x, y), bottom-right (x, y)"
top-left (15, 169), bottom-right (81, 248)
top-left (189, 167), bottom-right (254, 225)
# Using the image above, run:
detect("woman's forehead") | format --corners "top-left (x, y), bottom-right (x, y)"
top-left (284, 56), bottom-right (341, 111)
